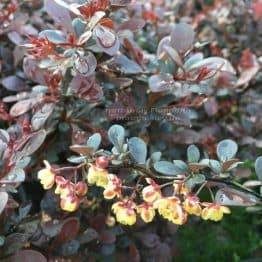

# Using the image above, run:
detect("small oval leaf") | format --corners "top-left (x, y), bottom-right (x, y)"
top-left (128, 137), bottom-right (147, 164)
top-left (217, 139), bottom-right (238, 161)
top-left (154, 161), bottom-right (181, 176)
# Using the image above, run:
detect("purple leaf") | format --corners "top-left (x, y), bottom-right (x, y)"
top-left (148, 74), bottom-right (173, 93)
top-left (44, 0), bottom-right (74, 33)
top-left (94, 25), bottom-right (120, 55)
top-left (23, 58), bottom-right (46, 85)
top-left (69, 75), bottom-right (103, 102)
top-left (73, 52), bottom-right (97, 77)
top-left (10, 97), bottom-right (42, 117)
top-left (118, 18), bottom-right (145, 32)
top-left (7, 250), bottom-right (47, 262)
top-left (170, 23), bottom-right (195, 53)
top-left (1, 76), bottom-right (27, 92)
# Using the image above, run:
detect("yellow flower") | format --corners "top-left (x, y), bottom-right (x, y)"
top-left (154, 197), bottom-right (187, 225)
top-left (55, 176), bottom-right (74, 198)
top-left (183, 195), bottom-right (202, 216)
top-left (87, 164), bottom-right (109, 188)
top-left (136, 203), bottom-right (155, 223)
top-left (103, 174), bottom-right (122, 199)
top-left (60, 194), bottom-right (80, 212)
top-left (38, 160), bottom-right (55, 190)
top-left (201, 203), bottom-right (231, 222)
top-left (142, 178), bottom-right (161, 203)
top-left (112, 199), bottom-right (136, 226)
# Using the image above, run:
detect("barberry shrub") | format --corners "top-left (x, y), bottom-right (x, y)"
top-left (0, 0), bottom-right (261, 260)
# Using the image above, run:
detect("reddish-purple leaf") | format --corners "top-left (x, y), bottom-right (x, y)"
top-left (55, 217), bottom-right (80, 243)
top-left (7, 250), bottom-right (47, 262)
top-left (10, 97), bottom-right (42, 117)
top-left (73, 52), bottom-right (97, 77)
top-left (170, 23), bottom-right (195, 53)
top-left (69, 75), bottom-right (103, 102)
top-left (94, 25), bottom-right (120, 55)
top-left (1, 76), bottom-right (27, 92)
top-left (23, 58), bottom-right (46, 85)
top-left (118, 18), bottom-right (145, 32)
top-left (44, 0), bottom-right (74, 33)
top-left (14, 130), bottom-right (47, 160)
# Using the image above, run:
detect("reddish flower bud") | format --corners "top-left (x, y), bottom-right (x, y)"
top-left (95, 156), bottom-right (110, 169)
top-left (75, 181), bottom-right (88, 197)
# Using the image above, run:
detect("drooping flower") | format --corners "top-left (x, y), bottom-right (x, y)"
top-left (103, 174), bottom-right (122, 199)
top-left (60, 193), bottom-right (80, 212)
top-left (38, 160), bottom-right (56, 190)
top-left (201, 203), bottom-right (230, 222)
top-left (183, 195), bottom-right (202, 216)
top-left (112, 199), bottom-right (136, 226)
top-left (55, 176), bottom-right (74, 198)
top-left (154, 197), bottom-right (187, 225)
top-left (87, 164), bottom-right (109, 188)
top-left (136, 202), bottom-right (155, 223)
top-left (142, 178), bottom-right (162, 203)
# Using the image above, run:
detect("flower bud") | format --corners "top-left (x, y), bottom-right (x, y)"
top-left (95, 156), bottom-right (110, 169)
top-left (75, 181), bottom-right (88, 197)
top-left (105, 215), bottom-right (116, 227)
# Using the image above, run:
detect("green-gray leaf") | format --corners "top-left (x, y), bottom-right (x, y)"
top-left (187, 144), bottom-right (200, 163)
top-left (72, 18), bottom-right (86, 37)
top-left (154, 161), bottom-right (181, 176)
top-left (86, 133), bottom-right (101, 151)
top-left (128, 137), bottom-right (147, 164)
top-left (217, 139), bottom-right (238, 162)
top-left (173, 160), bottom-right (188, 172)
top-left (39, 30), bottom-right (66, 44)
top-left (185, 174), bottom-right (206, 189)
top-left (108, 125), bottom-right (125, 152)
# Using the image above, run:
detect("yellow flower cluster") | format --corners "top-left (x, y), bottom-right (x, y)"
top-left (154, 197), bottom-right (187, 225)
top-left (38, 161), bottom-right (87, 212)
top-left (86, 164), bottom-right (122, 200)
top-left (39, 160), bottom-right (231, 225)
top-left (87, 164), bottom-right (109, 188)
